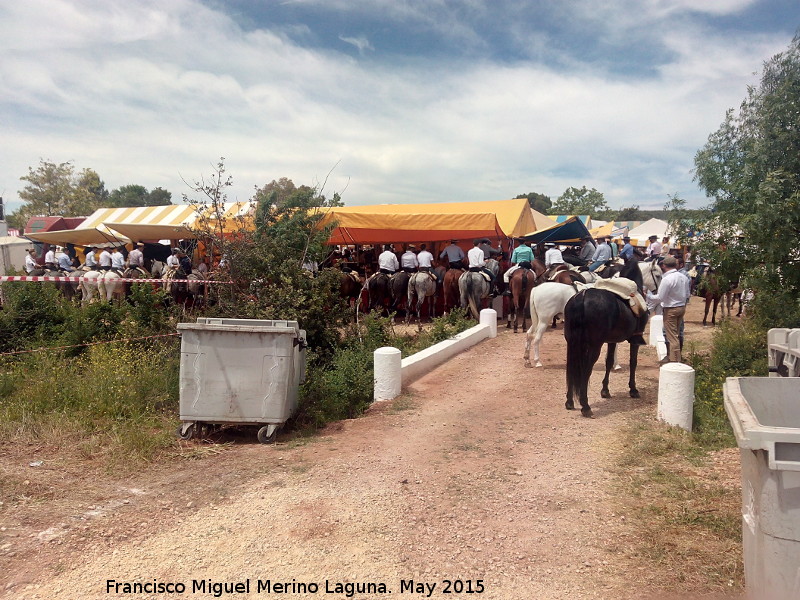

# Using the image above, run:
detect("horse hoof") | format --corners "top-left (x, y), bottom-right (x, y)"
top-left (581, 408), bottom-right (594, 418)
top-left (630, 390), bottom-right (640, 398)
top-left (565, 401), bottom-right (575, 411)
top-left (535, 362), bottom-right (543, 368)
top-left (601, 390), bottom-right (611, 399)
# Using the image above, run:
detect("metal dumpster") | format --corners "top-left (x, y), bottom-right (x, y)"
top-left (724, 377), bottom-right (800, 600)
top-left (177, 318), bottom-right (307, 443)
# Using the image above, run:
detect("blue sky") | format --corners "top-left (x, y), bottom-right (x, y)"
top-left (1, 0), bottom-right (798, 218)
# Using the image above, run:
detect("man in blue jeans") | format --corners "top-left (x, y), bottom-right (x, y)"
top-left (588, 237), bottom-right (612, 272)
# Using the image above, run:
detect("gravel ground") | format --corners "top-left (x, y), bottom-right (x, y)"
top-left (0, 301), bottom-right (739, 600)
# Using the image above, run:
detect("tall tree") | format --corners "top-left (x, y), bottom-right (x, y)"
top-left (551, 186), bottom-right (610, 216)
top-left (515, 192), bottom-right (552, 214)
top-left (108, 184), bottom-right (172, 207)
top-left (9, 160), bottom-right (108, 228)
top-left (694, 32), bottom-right (800, 326)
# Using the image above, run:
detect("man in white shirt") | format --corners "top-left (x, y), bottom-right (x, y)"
top-left (44, 246), bottom-right (57, 270)
top-left (467, 238), bottom-right (495, 289)
top-left (111, 247), bottom-right (126, 272)
top-left (544, 243), bottom-right (564, 269)
top-left (400, 245), bottom-right (419, 273)
top-left (127, 242), bottom-right (145, 271)
top-left (25, 248), bottom-right (38, 273)
top-left (416, 244), bottom-right (434, 272)
top-left (166, 248), bottom-right (181, 269)
top-left (646, 255), bottom-right (687, 364)
top-left (84, 247), bottom-right (98, 270)
top-left (99, 248), bottom-right (113, 271)
top-left (377, 244), bottom-right (399, 275)
top-left (645, 235), bottom-right (662, 260)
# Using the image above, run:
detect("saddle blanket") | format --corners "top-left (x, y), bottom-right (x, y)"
top-left (594, 277), bottom-right (647, 316)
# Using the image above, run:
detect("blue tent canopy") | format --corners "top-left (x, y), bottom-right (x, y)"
top-left (520, 215), bottom-right (592, 244)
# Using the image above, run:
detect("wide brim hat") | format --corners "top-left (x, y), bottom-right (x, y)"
top-left (649, 235), bottom-right (658, 240)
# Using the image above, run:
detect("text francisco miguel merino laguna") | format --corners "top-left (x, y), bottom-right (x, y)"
top-left (106, 578), bottom-right (486, 597)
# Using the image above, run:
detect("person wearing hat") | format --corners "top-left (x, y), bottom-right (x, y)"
top-left (416, 244), bottom-right (434, 273)
top-left (56, 246), bottom-right (76, 272)
top-left (619, 236), bottom-right (636, 261)
top-left (377, 244), bottom-right (399, 275)
top-left (501, 238), bottom-right (535, 293)
top-left (587, 237), bottom-right (612, 272)
top-left (645, 235), bottom-right (662, 260)
top-left (400, 244), bottom-right (419, 273)
top-left (578, 235), bottom-right (596, 266)
top-left (166, 247), bottom-right (181, 269)
top-left (127, 242), bottom-right (145, 272)
top-left (439, 239), bottom-right (465, 270)
top-left (24, 248), bottom-right (38, 273)
top-left (467, 239), bottom-right (496, 290)
top-left (646, 255), bottom-right (689, 364)
top-left (479, 238), bottom-right (500, 260)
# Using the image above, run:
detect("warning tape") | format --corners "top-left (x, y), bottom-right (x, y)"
top-left (0, 276), bottom-right (234, 284)
top-left (0, 333), bottom-right (181, 357)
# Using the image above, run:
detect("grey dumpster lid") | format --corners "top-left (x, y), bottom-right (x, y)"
top-left (724, 377), bottom-right (800, 471)
top-left (177, 318), bottom-right (305, 340)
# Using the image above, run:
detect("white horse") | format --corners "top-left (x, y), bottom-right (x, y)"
top-left (523, 282), bottom-right (583, 368)
top-left (459, 259), bottom-right (499, 319)
top-left (80, 270), bottom-right (103, 304)
top-left (639, 260), bottom-right (662, 293)
top-left (406, 271), bottom-right (437, 329)
top-left (97, 270), bottom-right (125, 302)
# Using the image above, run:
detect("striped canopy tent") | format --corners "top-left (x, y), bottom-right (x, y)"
top-left (587, 222), bottom-right (615, 239)
top-left (24, 202), bottom-right (255, 246)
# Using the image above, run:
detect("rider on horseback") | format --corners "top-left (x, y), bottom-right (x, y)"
top-left (467, 239), bottom-right (496, 292)
top-left (587, 237), bottom-right (613, 272)
top-left (400, 245), bottom-right (418, 273)
top-left (502, 238), bottom-right (535, 294)
top-left (377, 244), bottom-right (399, 275)
top-left (439, 240), bottom-right (465, 270)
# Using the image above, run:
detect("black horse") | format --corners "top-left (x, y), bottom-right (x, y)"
top-left (563, 258), bottom-right (648, 417)
top-left (367, 272), bottom-right (392, 314)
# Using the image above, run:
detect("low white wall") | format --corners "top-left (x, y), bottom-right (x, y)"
top-left (649, 314), bottom-right (667, 360)
top-left (374, 309), bottom-right (497, 401)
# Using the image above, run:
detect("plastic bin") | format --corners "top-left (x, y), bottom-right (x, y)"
top-left (177, 318), bottom-right (306, 443)
top-left (723, 377), bottom-right (800, 599)
top-left (767, 328), bottom-right (800, 377)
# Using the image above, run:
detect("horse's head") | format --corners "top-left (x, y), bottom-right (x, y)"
top-left (620, 258), bottom-right (645, 293)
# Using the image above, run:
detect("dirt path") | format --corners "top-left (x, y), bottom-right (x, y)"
top-left (1, 302), bottom-right (725, 599)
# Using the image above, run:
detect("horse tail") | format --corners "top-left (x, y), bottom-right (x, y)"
top-left (564, 291), bottom-right (593, 396)
top-left (529, 286), bottom-right (540, 331)
top-left (465, 273), bottom-right (481, 319)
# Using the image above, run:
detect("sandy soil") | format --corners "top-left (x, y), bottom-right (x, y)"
top-left (0, 301), bottom-right (740, 600)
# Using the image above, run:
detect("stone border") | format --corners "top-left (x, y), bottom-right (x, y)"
top-left (373, 309), bottom-right (497, 401)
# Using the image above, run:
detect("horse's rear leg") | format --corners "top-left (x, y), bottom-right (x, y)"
top-left (601, 343), bottom-right (616, 398)
top-left (628, 343), bottom-right (641, 397)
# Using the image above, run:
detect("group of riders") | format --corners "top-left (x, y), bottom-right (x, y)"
top-left (25, 243), bottom-right (200, 281)
top-left (334, 232), bottom-right (693, 300)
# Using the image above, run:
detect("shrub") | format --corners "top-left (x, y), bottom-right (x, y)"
top-left (690, 318), bottom-right (768, 448)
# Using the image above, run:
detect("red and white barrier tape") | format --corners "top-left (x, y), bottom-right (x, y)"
top-left (0, 333), bottom-right (181, 357)
top-left (0, 276), bottom-right (234, 284)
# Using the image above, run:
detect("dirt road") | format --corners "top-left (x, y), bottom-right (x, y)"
top-left (1, 302), bottom-right (733, 599)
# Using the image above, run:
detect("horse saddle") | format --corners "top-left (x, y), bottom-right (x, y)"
top-left (346, 271), bottom-right (361, 283)
top-left (594, 277), bottom-right (647, 317)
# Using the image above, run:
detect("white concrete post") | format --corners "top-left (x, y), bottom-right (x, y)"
top-left (657, 362), bottom-right (695, 431)
top-left (479, 308), bottom-right (497, 338)
top-left (649, 314), bottom-right (663, 347)
top-left (373, 346), bottom-right (402, 401)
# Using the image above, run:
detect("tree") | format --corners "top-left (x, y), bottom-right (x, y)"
top-left (515, 192), bottom-right (552, 214)
top-left (108, 184), bottom-right (172, 207)
top-left (9, 160), bottom-right (108, 228)
top-left (551, 186), bottom-right (610, 216)
top-left (694, 32), bottom-right (800, 326)
top-left (613, 205), bottom-right (643, 221)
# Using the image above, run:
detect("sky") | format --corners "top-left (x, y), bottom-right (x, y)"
top-left (1, 0), bottom-right (798, 218)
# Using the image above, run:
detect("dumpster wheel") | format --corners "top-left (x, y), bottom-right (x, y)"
top-left (257, 425), bottom-right (279, 444)
top-left (177, 422), bottom-right (197, 440)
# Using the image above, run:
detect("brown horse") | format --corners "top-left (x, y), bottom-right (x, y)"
top-left (506, 267), bottom-right (536, 333)
top-left (442, 267), bottom-right (464, 314)
top-left (339, 270), bottom-right (363, 309)
top-left (698, 271), bottom-right (731, 327)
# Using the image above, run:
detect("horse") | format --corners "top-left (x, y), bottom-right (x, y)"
top-left (697, 271), bottom-right (731, 327)
top-left (524, 281), bottom-right (584, 368)
top-left (406, 271), bottom-right (437, 329)
top-left (366, 272), bottom-right (392, 314)
top-left (563, 259), bottom-right (648, 418)
top-left (29, 267), bottom-right (80, 301)
top-left (458, 259), bottom-right (499, 320)
top-left (506, 267), bottom-right (536, 333)
top-left (389, 270), bottom-right (410, 314)
top-left (638, 259), bottom-right (663, 294)
top-left (122, 266), bottom-right (151, 297)
top-left (338, 270), bottom-right (363, 310)
top-left (97, 270), bottom-right (125, 303)
top-left (442, 267), bottom-right (464, 314)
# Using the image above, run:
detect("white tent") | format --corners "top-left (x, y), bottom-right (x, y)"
top-left (0, 236), bottom-right (31, 275)
top-left (627, 218), bottom-right (670, 245)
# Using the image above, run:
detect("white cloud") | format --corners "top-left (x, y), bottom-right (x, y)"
top-left (0, 0), bottom-right (792, 218)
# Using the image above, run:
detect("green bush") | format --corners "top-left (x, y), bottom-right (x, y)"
top-left (690, 318), bottom-right (768, 448)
